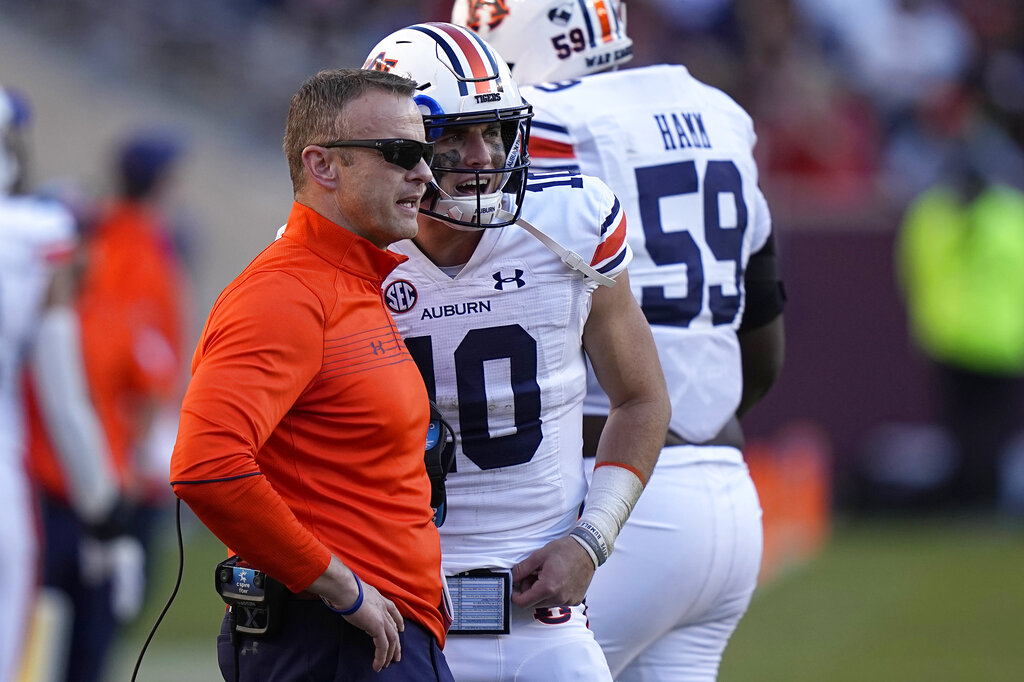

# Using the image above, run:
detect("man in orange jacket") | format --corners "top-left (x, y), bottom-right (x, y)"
top-left (170, 68), bottom-right (454, 680)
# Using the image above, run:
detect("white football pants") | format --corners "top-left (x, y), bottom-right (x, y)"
top-left (443, 601), bottom-right (613, 681)
top-left (586, 445), bottom-right (764, 681)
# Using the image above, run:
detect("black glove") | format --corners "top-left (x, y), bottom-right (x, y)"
top-left (85, 497), bottom-right (135, 541)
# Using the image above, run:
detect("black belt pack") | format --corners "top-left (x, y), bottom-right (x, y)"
top-left (215, 555), bottom-right (289, 638)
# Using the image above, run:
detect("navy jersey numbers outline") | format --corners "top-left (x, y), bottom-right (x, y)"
top-left (529, 80), bottom-right (582, 94)
top-left (636, 159), bottom-right (748, 327)
top-left (404, 325), bottom-right (542, 471)
top-left (526, 169), bottom-right (584, 192)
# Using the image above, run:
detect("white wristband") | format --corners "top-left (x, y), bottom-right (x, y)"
top-left (568, 529), bottom-right (602, 569)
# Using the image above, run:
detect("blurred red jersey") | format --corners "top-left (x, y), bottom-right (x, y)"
top-left (28, 199), bottom-right (186, 501)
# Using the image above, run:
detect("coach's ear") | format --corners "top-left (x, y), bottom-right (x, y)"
top-left (302, 145), bottom-right (340, 191)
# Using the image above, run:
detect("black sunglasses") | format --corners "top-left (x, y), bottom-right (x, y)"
top-left (320, 138), bottom-right (434, 171)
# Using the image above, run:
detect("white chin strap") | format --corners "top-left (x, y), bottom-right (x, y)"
top-left (430, 183), bottom-right (504, 232)
top-left (512, 215), bottom-right (617, 288)
top-left (429, 185), bottom-right (618, 288)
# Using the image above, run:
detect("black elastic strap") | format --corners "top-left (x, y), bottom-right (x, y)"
top-left (740, 233), bottom-right (786, 332)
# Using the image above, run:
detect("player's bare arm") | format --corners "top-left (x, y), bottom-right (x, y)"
top-left (737, 315), bottom-right (786, 418)
top-left (583, 269), bottom-right (671, 481)
top-left (512, 270), bottom-right (670, 609)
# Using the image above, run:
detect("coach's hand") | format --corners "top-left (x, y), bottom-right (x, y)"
top-left (314, 556), bottom-right (404, 671)
top-left (511, 536), bottom-right (596, 609)
top-left (337, 581), bottom-right (404, 672)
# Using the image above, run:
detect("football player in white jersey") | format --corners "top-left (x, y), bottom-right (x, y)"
top-left (0, 85), bottom-right (73, 682)
top-left (453, 2), bottom-right (788, 680)
top-left (0, 85), bottom-right (123, 681)
top-left (361, 22), bottom-right (670, 682)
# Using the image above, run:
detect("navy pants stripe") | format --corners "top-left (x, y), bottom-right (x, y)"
top-left (217, 598), bottom-right (454, 681)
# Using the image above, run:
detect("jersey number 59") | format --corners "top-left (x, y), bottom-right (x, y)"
top-left (636, 159), bottom-right (748, 327)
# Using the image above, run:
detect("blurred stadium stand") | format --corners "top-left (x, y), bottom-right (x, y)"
top-left (1, 0), bottom-right (1022, 511)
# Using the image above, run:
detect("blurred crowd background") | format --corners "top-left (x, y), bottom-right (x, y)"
top-left (2, 0), bottom-right (1021, 530)
top-left (5, 0), bottom-right (1022, 218)
top-left (3, 0), bottom-right (1023, 515)
top-left (3, 0), bottom-right (1023, 680)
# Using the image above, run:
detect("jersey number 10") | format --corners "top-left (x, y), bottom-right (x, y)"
top-left (405, 325), bottom-right (543, 472)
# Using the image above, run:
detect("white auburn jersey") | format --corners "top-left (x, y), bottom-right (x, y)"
top-left (384, 173), bottom-right (630, 573)
top-left (523, 65), bottom-right (774, 442)
top-left (0, 196), bottom-right (75, 468)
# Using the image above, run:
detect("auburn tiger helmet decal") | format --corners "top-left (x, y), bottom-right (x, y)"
top-left (465, 0), bottom-right (511, 31)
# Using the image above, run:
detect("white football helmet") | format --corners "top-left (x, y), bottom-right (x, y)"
top-left (363, 22), bottom-right (532, 229)
top-left (451, 0), bottom-right (633, 86)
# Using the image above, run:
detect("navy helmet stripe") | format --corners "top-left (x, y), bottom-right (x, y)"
top-left (577, 0), bottom-right (597, 48)
top-left (462, 27), bottom-right (501, 77)
top-left (608, 1), bottom-right (623, 34)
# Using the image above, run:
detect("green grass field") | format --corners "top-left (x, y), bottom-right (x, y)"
top-left (112, 513), bottom-right (1024, 681)
top-left (109, 511), bottom-right (226, 681)
top-left (721, 516), bottom-right (1024, 682)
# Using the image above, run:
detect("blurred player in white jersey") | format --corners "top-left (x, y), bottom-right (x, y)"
top-left (453, 2), bottom-right (787, 679)
top-left (360, 22), bottom-right (670, 681)
top-left (0, 83), bottom-right (73, 682)
top-left (0, 85), bottom-right (125, 682)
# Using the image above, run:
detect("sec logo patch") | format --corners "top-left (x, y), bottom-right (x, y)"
top-left (384, 279), bottom-right (418, 313)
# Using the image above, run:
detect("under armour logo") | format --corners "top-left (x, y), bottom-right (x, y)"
top-left (369, 340), bottom-right (385, 355)
top-left (534, 606), bottom-right (572, 624)
top-left (493, 269), bottom-right (526, 290)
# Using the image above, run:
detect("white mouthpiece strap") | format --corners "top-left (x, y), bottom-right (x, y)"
top-left (514, 217), bottom-right (617, 287)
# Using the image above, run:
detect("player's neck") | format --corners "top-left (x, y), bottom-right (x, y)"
top-left (413, 218), bottom-right (483, 267)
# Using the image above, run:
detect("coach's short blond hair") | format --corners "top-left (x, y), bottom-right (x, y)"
top-left (283, 68), bottom-right (418, 192)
